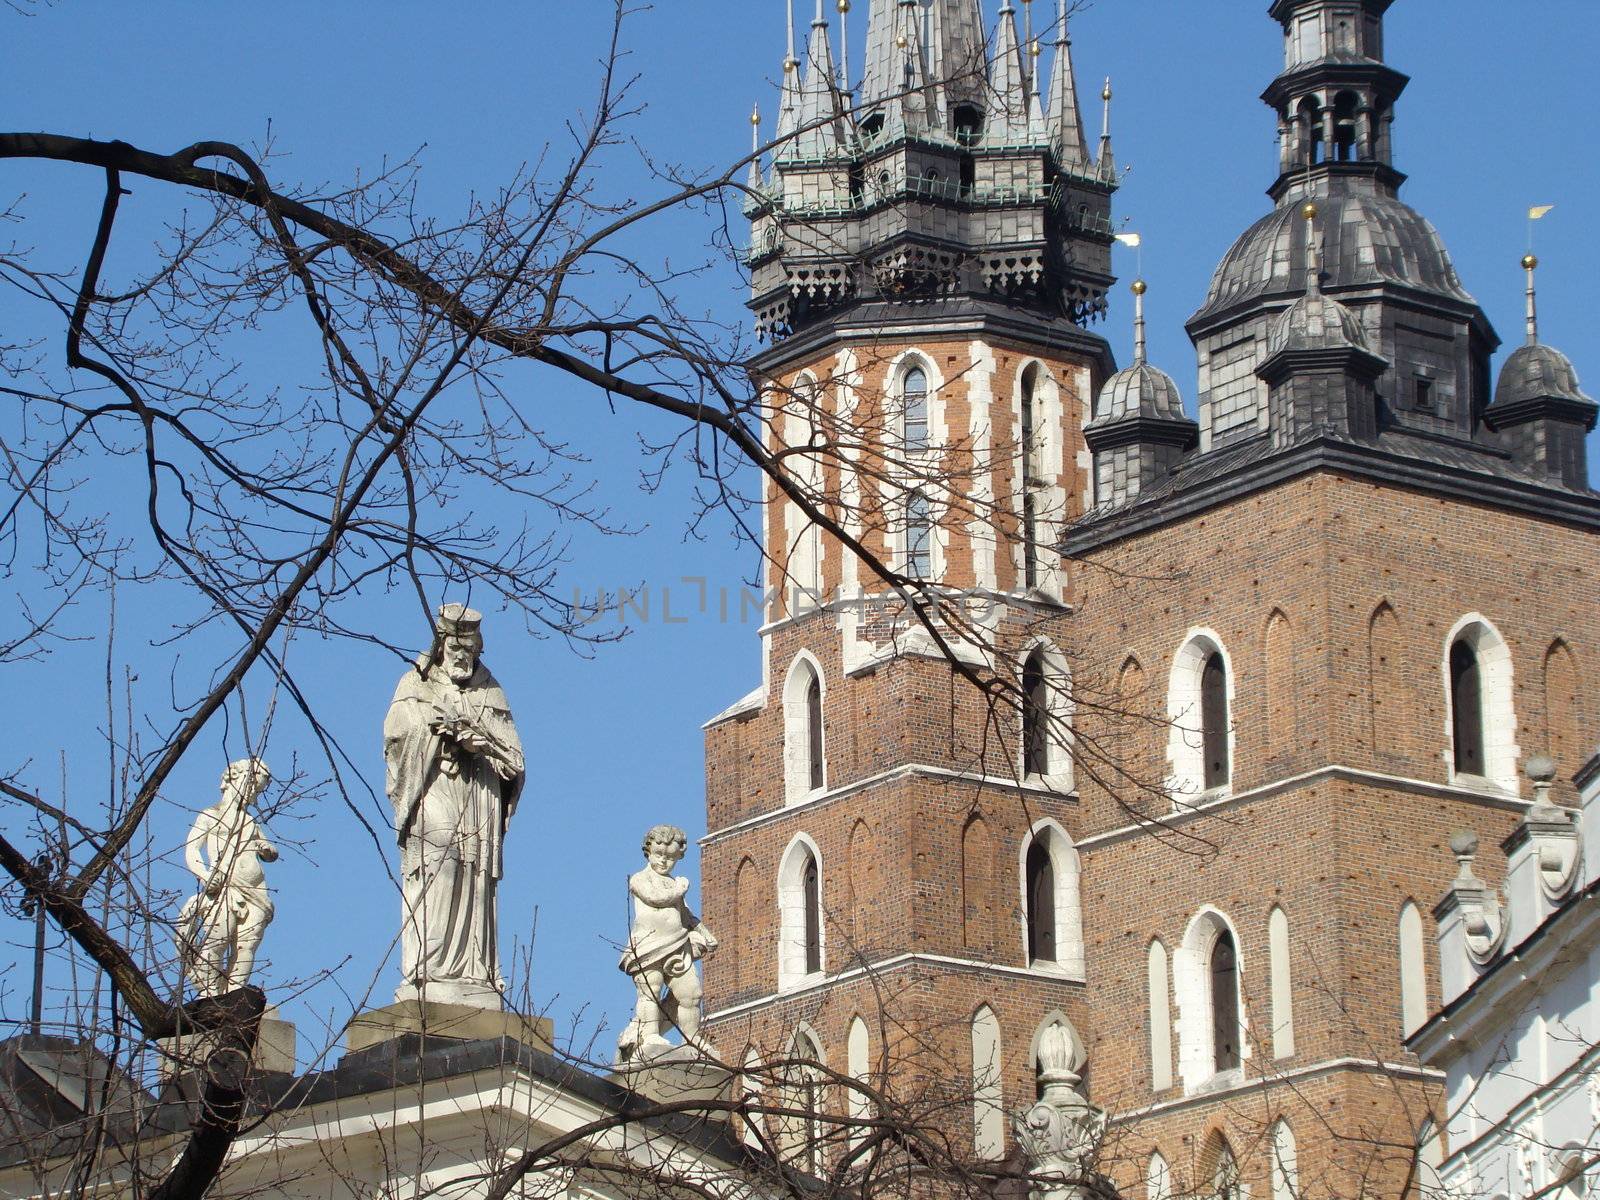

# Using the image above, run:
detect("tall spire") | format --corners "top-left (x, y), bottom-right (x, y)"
top-left (747, 104), bottom-right (764, 191)
top-left (860, 0), bottom-right (931, 133)
top-left (1045, 0), bottom-right (1088, 167)
top-left (1302, 201), bottom-right (1321, 296)
top-left (775, 0), bottom-right (803, 147)
top-left (923, 0), bottom-right (986, 116)
top-left (795, 0), bottom-right (845, 157)
top-left (986, 2), bottom-right (1032, 145)
top-left (1097, 77), bottom-right (1115, 178)
top-left (837, 0), bottom-right (851, 92)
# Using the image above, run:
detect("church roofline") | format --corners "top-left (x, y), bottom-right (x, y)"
top-left (1063, 432), bottom-right (1600, 558)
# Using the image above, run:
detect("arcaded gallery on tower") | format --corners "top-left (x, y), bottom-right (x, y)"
top-left (703, 0), bottom-right (1599, 1198)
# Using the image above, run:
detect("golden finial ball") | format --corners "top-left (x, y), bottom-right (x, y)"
top-left (1301, 201), bottom-right (1318, 221)
top-left (1131, 279), bottom-right (1147, 296)
top-left (1522, 254), bottom-right (1539, 270)
top-left (750, 109), bottom-right (761, 127)
top-left (1031, 39), bottom-right (1043, 58)
top-left (896, 32), bottom-right (907, 48)
top-left (1101, 81), bottom-right (1113, 101)
top-left (837, 0), bottom-right (850, 11)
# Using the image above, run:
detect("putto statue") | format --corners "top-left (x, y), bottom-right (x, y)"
top-left (384, 604), bottom-right (525, 1008)
top-left (177, 758), bottom-right (277, 997)
top-left (617, 824), bottom-right (717, 1063)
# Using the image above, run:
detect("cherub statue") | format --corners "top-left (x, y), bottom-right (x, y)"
top-left (176, 758), bottom-right (277, 997)
top-left (616, 824), bottom-right (718, 1063)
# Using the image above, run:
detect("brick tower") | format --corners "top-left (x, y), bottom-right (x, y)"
top-left (702, 1), bottom-right (1600, 1197)
top-left (700, 0), bottom-right (1120, 1163)
top-left (1064, 2), bottom-right (1600, 1200)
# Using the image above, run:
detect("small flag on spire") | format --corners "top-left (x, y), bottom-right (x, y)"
top-left (1528, 205), bottom-right (1556, 220)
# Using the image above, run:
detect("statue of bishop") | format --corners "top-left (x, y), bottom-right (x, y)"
top-left (384, 604), bottom-right (525, 1008)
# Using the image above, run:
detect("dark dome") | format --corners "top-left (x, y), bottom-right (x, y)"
top-left (1088, 361), bottom-right (1186, 426)
top-left (1195, 191), bottom-right (1473, 323)
top-left (1267, 290), bottom-right (1370, 357)
top-left (1493, 343), bottom-right (1591, 408)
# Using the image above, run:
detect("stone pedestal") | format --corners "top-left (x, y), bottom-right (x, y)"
top-left (157, 1006), bottom-right (297, 1081)
top-left (394, 978), bottom-right (505, 1009)
top-left (345, 1000), bottom-right (552, 1055)
top-left (612, 1044), bottom-right (733, 1108)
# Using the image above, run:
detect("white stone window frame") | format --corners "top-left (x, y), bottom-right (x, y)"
top-left (1166, 628), bottom-right (1237, 806)
top-left (970, 1004), bottom-right (1005, 1160)
top-left (1016, 819), bottom-right (1086, 979)
top-left (1399, 899), bottom-right (1428, 1035)
top-left (846, 1015), bottom-right (872, 1147)
top-left (1019, 637), bottom-right (1075, 791)
top-left (884, 350), bottom-right (950, 581)
top-left (1441, 613), bottom-right (1520, 794)
top-left (1012, 357), bottom-right (1068, 601)
top-left (782, 651), bottom-right (827, 806)
top-left (777, 833), bottom-right (826, 990)
top-left (782, 371), bottom-right (827, 611)
top-left (1173, 906), bottom-right (1250, 1095)
top-left (1267, 906), bottom-right (1295, 1060)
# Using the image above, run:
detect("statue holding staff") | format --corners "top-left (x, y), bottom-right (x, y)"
top-left (384, 604), bottom-right (525, 1007)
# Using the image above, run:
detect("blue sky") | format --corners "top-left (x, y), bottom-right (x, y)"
top-left (0, 1), bottom-right (1595, 1067)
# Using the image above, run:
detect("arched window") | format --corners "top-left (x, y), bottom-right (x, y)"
top-left (1023, 648), bottom-right (1049, 777)
top-left (902, 365), bottom-right (929, 451)
top-left (1148, 939), bottom-right (1173, 1091)
top-left (1449, 640), bottom-right (1484, 777)
top-left (1270, 1119), bottom-right (1300, 1200)
top-left (1296, 95), bottom-right (1322, 164)
top-left (1543, 639), bottom-right (1580, 775)
top-left (1210, 930), bottom-right (1241, 1073)
top-left (1020, 364), bottom-right (1042, 590)
top-left (778, 836), bottom-right (825, 988)
top-left (1020, 823), bottom-right (1085, 975)
top-left (1263, 610), bottom-right (1295, 763)
top-left (1399, 900), bottom-right (1427, 1035)
top-left (1175, 909), bottom-right (1247, 1091)
top-left (1214, 1139), bottom-right (1243, 1200)
top-left (848, 818), bottom-right (877, 956)
top-left (961, 814), bottom-right (994, 952)
top-left (1026, 839), bottom-right (1056, 964)
top-left (970, 1005), bottom-right (1004, 1159)
top-left (1169, 632), bottom-right (1234, 800)
top-left (1332, 91), bottom-right (1360, 161)
top-left (1268, 906), bottom-right (1294, 1060)
top-left (1147, 1152), bottom-right (1172, 1200)
top-left (783, 654), bottom-right (827, 804)
top-left (846, 1016), bottom-right (871, 1147)
top-left (733, 856), bottom-right (756, 990)
top-left (905, 489), bottom-right (933, 577)
top-left (1444, 616), bottom-right (1518, 790)
top-left (1202, 653), bottom-right (1230, 789)
top-left (1367, 602), bottom-right (1400, 760)
top-left (1020, 642), bottom-right (1073, 786)
top-left (781, 1029), bottom-right (826, 1172)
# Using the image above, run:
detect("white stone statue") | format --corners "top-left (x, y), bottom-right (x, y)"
top-left (384, 604), bottom-right (525, 1008)
top-left (616, 824), bottom-right (718, 1063)
top-left (177, 758), bottom-right (277, 997)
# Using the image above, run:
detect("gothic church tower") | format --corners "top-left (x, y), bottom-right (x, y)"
top-left (701, 0), bottom-right (1118, 1162)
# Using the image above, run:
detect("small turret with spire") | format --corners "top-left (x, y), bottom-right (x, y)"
top-left (1084, 275), bottom-right (1198, 508)
top-left (1484, 251), bottom-right (1598, 489)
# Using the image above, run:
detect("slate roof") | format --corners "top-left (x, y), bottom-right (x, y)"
top-left (1087, 360), bottom-right (1187, 426)
top-left (1193, 190), bottom-right (1473, 326)
top-left (1492, 342), bottom-right (1592, 408)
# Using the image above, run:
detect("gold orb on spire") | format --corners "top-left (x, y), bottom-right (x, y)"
top-left (896, 31), bottom-right (907, 48)
top-left (837, 0), bottom-right (850, 10)
top-left (1522, 253), bottom-right (1539, 270)
top-left (1031, 39), bottom-right (1042, 57)
top-left (1101, 79), bottom-right (1113, 101)
top-left (750, 107), bottom-right (761, 127)
top-left (1131, 279), bottom-right (1147, 296)
top-left (1301, 201), bottom-right (1318, 221)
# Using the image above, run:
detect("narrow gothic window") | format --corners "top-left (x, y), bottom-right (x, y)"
top-left (1201, 652), bottom-right (1230, 789)
top-left (1210, 930), bottom-right (1241, 1073)
top-left (806, 672), bottom-right (824, 791)
top-left (1020, 365), bottom-right (1040, 589)
top-left (790, 1031), bottom-right (824, 1172)
top-left (1026, 839), bottom-right (1057, 964)
top-left (903, 366), bottom-right (928, 450)
top-left (803, 853), bottom-right (822, 976)
top-left (1213, 1142), bottom-right (1242, 1200)
top-left (905, 490), bottom-right (932, 577)
top-left (1450, 639), bottom-right (1484, 776)
top-left (1023, 648), bottom-right (1050, 776)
